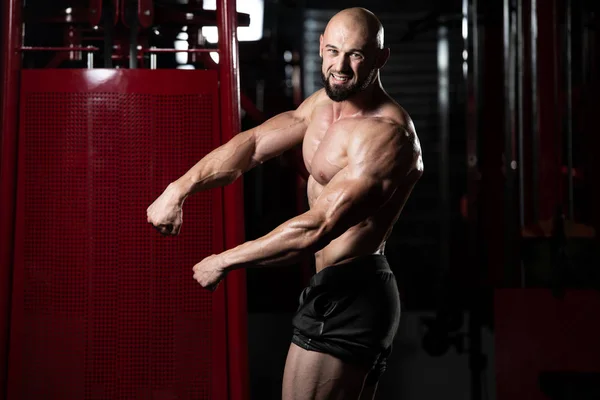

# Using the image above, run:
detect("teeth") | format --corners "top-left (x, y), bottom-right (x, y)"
top-left (332, 74), bottom-right (349, 81)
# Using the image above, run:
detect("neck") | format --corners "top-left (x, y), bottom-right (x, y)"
top-left (330, 74), bottom-right (383, 118)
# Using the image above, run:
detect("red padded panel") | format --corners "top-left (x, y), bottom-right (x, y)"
top-left (10, 70), bottom-right (229, 400)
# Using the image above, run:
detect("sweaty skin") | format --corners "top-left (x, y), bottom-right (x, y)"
top-left (146, 8), bottom-right (424, 287)
top-left (148, 8), bottom-right (423, 399)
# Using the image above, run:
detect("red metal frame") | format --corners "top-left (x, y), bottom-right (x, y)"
top-left (112, 0), bottom-right (120, 26)
top-left (2, 0), bottom-right (250, 398)
top-left (0, 0), bottom-right (22, 398)
top-left (137, 0), bottom-right (154, 28)
top-left (120, 0), bottom-right (129, 28)
top-left (20, 46), bottom-right (99, 52)
top-left (218, 1), bottom-right (249, 399)
top-left (8, 69), bottom-right (231, 399)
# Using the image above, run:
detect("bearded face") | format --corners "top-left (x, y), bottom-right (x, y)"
top-left (321, 67), bottom-right (377, 102)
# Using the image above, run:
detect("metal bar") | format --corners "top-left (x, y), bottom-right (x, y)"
top-left (19, 46), bottom-right (100, 52)
top-left (566, 0), bottom-right (574, 220)
top-left (120, 0), bottom-right (129, 28)
top-left (87, 48), bottom-right (94, 69)
top-left (0, 0), bottom-right (22, 397)
top-left (438, 23), bottom-right (450, 287)
top-left (472, 0), bottom-right (480, 161)
top-left (111, 54), bottom-right (143, 60)
top-left (137, 0), bottom-right (153, 28)
top-left (531, 0), bottom-right (539, 222)
top-left (504, 0), bottom-right (516, 282)
top-left (465, 0), bottom-right (479, 213)
top-left (217, 1), bottom-right (249, 399)
top-left (463, 1), bottom-right (484, 395)
top-left (469, 0), bottom-right (483, 286)
top-left (552, 0), bottom-right (561, 211)
top-left (150, 46), bottom-right (157, 69)
top-left (103, 0), bottom-right (114, 68)
top-left (141, 48), bottom-right (220, 53)
top-left (129, 6), bottom-right (138, 69)
top-left (463, 0), bottom-right (469, 81)
top-left (517, 0), bottom-right (525, 229)
top-left (113, 0), bottom-right (119, 25)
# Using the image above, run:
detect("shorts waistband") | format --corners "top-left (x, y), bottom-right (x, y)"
top-left (310, 254), bottom-right (391, 287)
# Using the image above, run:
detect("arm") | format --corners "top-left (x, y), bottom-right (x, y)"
top-left (172, 110), bottom-right (308, 200)
top-left (148, 91), bottom-right (320, 235)
top-left (214, 120), bottom-right (421, 272)
top-left (175, 90), bottom-right (321, 198)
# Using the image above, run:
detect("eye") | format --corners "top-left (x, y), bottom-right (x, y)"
top-left (351, 53), bottom-right (363, 59)
top-left (327, 49), bottom-right (338, 55)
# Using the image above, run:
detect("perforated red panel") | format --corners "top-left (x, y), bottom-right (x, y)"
top-left (9, 70), bottom-right (229, 399)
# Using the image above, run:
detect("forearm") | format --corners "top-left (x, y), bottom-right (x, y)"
top-left (173, 132), bottom-right (257, 201)
top-left (220, 211), bottom-right (326, 271)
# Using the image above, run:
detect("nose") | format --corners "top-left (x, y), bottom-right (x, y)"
top-left (333, 54), bottom-right (350, 73)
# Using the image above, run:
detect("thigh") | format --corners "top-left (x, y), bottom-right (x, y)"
top-left (282, 343), bottom-right (369, 400)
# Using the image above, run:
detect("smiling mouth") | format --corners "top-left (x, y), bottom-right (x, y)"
top-left (330, 73), bottom-right (352, 83)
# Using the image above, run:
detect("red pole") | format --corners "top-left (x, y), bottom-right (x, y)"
top-left (0, 0), bottom-right (22, 398)
top-left (217, 1), bottom-right (249, 400)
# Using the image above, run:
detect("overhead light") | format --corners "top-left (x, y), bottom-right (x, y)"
top-left (66, 7), bottom-right (72, 14)
top-left (201, 0), bottom-right (264, 43)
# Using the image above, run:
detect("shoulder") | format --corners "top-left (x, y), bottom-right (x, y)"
top-left (294, 89), bottom-right (330, 120)
top-left (373, 101), bottom-right (422, 165)
top-left (351, 113), bottom-right (418, 155)
top-left (349, 115), bottom-right (422, 178)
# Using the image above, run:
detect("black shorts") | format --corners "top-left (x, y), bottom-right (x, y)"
top-left (291, 254), bottom-right (401, 382)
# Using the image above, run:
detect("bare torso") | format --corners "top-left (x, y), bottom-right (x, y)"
top-left (302, 90), bottom-right (422, 272)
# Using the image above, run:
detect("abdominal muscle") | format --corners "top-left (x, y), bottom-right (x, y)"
top-left (307, 175), bottom-right (404, 273)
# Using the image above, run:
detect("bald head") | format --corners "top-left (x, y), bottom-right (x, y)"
top-left (319, 8), bottom-right (388, 102)
top-left (325, 8), bottom-right (384, 50)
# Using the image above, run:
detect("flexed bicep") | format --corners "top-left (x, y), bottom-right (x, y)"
top-left (250, 111), bottom-right (308, 166)
top-left (250, 90), bottom-right (322, 166)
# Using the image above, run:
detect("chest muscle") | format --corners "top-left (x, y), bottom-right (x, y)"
top-left (303, 109), bottom-right (351, 186)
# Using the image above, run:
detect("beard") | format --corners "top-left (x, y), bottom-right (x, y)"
top-left (321, 68), bottom-right (377, 102)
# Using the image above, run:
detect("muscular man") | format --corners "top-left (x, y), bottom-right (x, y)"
top-left (147, 7), bottom-right (423, 400)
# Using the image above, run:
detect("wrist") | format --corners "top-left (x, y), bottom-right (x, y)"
top-left (169, 179), bottom-right (189, 204)
top-left (219, 247), bottom-right (241, 273)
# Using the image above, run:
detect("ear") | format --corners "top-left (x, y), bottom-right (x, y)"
top-left (376, 47), bottom-right (390, 69)
top-left (319, 34), bottom-right (324, 58)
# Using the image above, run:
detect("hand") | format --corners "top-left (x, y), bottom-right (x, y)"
top-left (193, 254), bottom-right (227, 291)
top-left (147, 182), bottom-right (185, 235)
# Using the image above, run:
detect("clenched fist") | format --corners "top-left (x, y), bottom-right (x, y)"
top-left (147, 182), bottom-right (185, 235)
top-left (193, 254), bottom-right (227, 291)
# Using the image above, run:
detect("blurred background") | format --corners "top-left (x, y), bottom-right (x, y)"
top-left (1, 0), bottom-right (599, 399)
